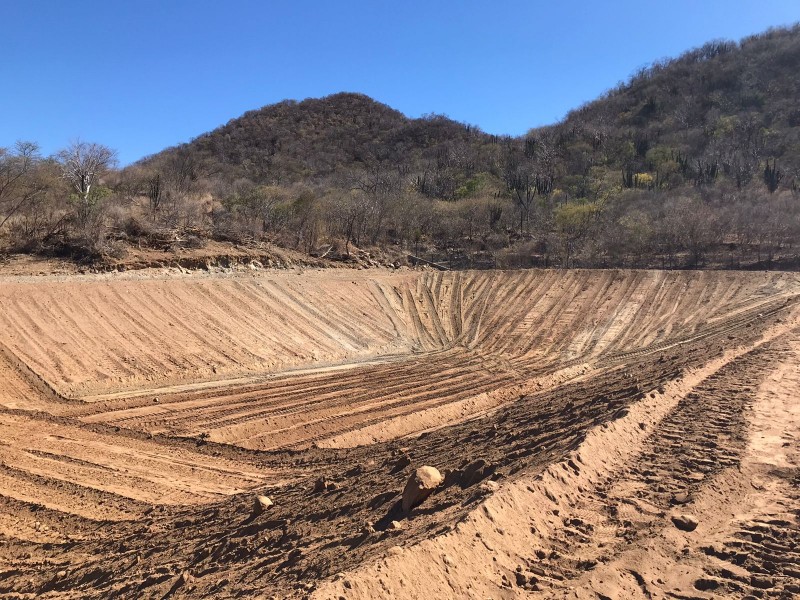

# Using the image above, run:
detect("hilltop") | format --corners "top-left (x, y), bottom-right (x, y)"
top-left (140, 92), bottom-right (496, 190)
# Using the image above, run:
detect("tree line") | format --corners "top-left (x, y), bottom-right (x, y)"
top-left (1, 135), bottom-right (796, 270)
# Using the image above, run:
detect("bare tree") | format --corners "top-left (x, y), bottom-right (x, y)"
top-left (350, 159), bottom-right (401, 245)
top-left (57, 141), bottom-right (117, 227)
top-left (0, 141), bottom-right (47, 233)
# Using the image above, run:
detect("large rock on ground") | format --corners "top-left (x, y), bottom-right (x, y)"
top-left (402, 466), bottom-right (443, 513)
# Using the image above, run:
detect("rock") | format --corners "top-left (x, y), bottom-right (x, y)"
top-left (671, 491), bottom-right (690, 505)
top-left (286, 548), bottom-right (303, 564)
top-left (461, 459), bottom-right (495, 487)
top-left (391, 454), bottom-right (412, 473)
top-left (750, 576), bottom-right (773, 589)
top-left (480, 480), bottom-right (499, 492)
top-left (388, 520), bottom-right (404, 530)
top-left (402, 466), bottom-right (443, 513)
top-left (253, 495), bottom-right (273, 514)
top-left (694, 577), bottom-right (719, 591)
top-left (671, 514), bottom-right (698, 532)
top-left (313, 477), bottom-right (327, 493)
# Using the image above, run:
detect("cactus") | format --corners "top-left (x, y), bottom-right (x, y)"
top-left (763, 158), bottom-right (783, 193)
top-left (622, 167), bottom-right (635, 188)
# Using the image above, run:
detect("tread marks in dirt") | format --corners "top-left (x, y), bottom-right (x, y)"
top-left (0, 328), bottom-right (735, 599)
top-left (533, 337), bottom-right (800, 598)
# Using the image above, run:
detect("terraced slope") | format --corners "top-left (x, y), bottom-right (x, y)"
top-left (5, 269), bottom-right (792, 450)
top-left (0, 347), bottom-right (286, 532)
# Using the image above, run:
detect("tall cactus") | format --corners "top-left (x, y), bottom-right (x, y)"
top-left (763, 158), bottom-right (783, 193)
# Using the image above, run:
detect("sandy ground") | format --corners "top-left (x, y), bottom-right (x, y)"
top-left (1, 269), bottom-right (795, 450)
top-left (314, 318), bottom-right (800, 600)
top-left (0, 267), bottom-right (797, 598)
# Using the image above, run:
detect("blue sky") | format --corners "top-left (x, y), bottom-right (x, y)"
top-left (2, 1), bottom-right (799, 165)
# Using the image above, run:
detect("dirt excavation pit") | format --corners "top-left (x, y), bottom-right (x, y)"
top-left (0, 267), bottom-right (798, 599)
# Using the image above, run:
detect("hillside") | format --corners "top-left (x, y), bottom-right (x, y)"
top-left (123, 25), bottom-right (800, 270)
top-left (1, 268), bottom-right (799, 598)
top-left (2, 25), bottom-right (799, 270)
top-left (141, 93), bottom-right (496, 189)
top-left (543, 25), bottom-right (800, 194)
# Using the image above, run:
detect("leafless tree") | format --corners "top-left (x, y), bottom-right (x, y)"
top-left (57, 140), bottom-right (117, 227)
top-left (0, 141), bottom-right (47, 233)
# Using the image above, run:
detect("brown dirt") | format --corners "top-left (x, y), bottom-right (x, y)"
top-left (0, 241), bottom-right (331, 277)
top-left (0, 268), bottom-right (797, 599)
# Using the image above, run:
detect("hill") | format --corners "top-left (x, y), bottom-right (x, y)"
top-left (126, 25), bottom-right (800, 269)
top-left (137, 92), bottom-right (499, 200)
top-left (147, 93), bottom-right (494, 187)
top-left (2, 25), bottom-right (799, 270)
top-left (543, 25), bottom-right (800, 194)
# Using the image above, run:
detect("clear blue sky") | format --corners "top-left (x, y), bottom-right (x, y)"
top-left (2, 1), bottom-right (799, 165)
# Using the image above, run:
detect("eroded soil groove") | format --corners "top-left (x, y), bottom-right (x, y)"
top-left (0, 268), bottom-right (797, 599)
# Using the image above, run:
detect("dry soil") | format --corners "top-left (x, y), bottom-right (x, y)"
top-left (0, 267), bottom-right (797, 599)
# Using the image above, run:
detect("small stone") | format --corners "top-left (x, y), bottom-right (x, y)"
top-left (671, 492), bottom-right (690, 505)
top-left (460, 459), bottom-right (495, 487)
top-left (671, 514), bottom-right (698, 532)
top-left (253, 495), bottom-right (273, 514)
top-left (750, 576), bottom-right (773, 589)
top-left (480, 480), bottom-right (499, 492)
top-left (393, 454), bottom-right (412, 472)
top-left (694, 577), bottom-right (719, 591)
